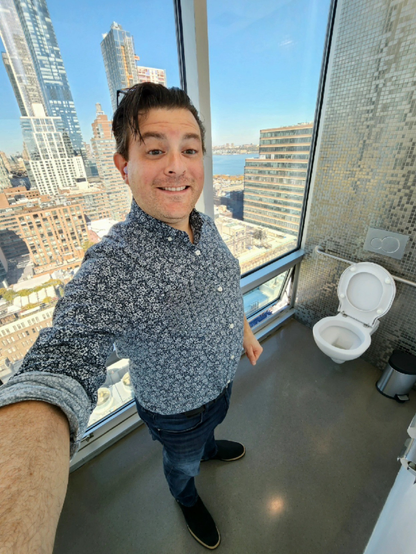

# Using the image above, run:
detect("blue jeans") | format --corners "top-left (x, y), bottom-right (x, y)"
top-left (135, 382), bottom-right (233, 507)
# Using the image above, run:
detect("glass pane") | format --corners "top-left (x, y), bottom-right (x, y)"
top-left (88, 358), bottom-right (133, 427)
top-left (244, 271), bottom-right (288, 318)
top-left (0, 1), bottom-right (179, 429)
top-left (208, 0), bottom-right (331, 275)
top-left (245, 269), bottom-right (293, 328)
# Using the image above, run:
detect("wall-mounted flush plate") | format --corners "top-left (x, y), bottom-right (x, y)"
top-left (364, 228), bottom-right (409, 260)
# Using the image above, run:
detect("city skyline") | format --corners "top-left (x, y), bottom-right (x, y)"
top-left (0, 0), bottom-right (331, 156)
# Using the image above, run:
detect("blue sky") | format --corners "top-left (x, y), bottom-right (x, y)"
top-left (0, 0), bottom-right (330, 155)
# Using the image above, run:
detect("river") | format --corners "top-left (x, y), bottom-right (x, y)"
top-left (212, 153), bottom-right (258, 176)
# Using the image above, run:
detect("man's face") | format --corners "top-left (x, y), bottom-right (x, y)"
top-left (114, 108), bottom-right (204, 231)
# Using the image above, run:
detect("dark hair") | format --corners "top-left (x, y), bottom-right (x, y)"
top-left (112, 82), bottom-right (206, 160)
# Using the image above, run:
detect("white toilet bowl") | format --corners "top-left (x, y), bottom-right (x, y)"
top-left (313, 262), bottom-right (396, 364)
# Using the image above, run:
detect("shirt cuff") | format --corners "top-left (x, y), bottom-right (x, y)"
top-left (0, 371), bottom-right (92, 461)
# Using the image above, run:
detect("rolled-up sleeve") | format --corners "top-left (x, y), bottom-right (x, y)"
top-left (0, 246), bottom-right (133, 461)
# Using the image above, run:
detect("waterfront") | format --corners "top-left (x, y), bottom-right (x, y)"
top-left (213, 153), bottom-right (258, 176)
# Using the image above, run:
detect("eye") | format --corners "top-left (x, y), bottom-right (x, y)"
top-left (148, 149), bottom-right (164, 156)
top-left (183, 149), bottom-right (198, 155)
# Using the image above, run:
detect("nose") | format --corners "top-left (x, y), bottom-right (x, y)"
top-left (164, 151), bottom-right (186, 176)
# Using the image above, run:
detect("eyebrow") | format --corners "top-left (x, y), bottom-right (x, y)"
top-left (140, 132), bottom-right (201, 143)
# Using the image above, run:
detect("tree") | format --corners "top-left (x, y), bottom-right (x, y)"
top-left (44, 279), bottom-right (63, 287)
top-left (17, 289), bottom-right (31, 297)
top-left (82, 240), bottom-right (96, 252)
top-left (2, 290), bottom-right (15, 303)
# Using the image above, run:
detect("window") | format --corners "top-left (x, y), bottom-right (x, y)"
top-left (207, 0), bottom-right (331, 275)
top-left (0, 0), bottom-right (180, 432)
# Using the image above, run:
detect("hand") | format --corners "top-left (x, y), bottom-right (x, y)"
top-left (243, 317), bottom-right (263, 366)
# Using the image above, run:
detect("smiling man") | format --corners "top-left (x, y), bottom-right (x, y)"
top-left (112, 84), bottom-right (263, 549)
top-left (0, 83), bottom-right (262, 552)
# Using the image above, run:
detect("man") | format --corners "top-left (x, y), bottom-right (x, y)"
top-left (0, 83), bottom-right (263, 551)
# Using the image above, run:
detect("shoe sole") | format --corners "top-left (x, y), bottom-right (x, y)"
top-left (187, 525), bottom-right (221, 550)
top-left (201, 444), bottom-right (246, 463)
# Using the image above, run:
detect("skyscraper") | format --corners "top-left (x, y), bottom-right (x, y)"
top-left (91, 104), bottom-right (132, 221)
top-left (0, 0), bottom-right (85, 156)
top-left (0, 157), bottom-right (11, 191)
top-left (12, 0), bottom-right (84, 154)
top-left (101, 22), bottom-right (167, 113)
top-left (0, 0), bottom-right (47, 118)
top-left (21, 116), bottom-right (87, 196)
top-left (243, 123), bottom-right (313, 236)
top-left (101, 22), bottom-right (139, 113)
top-left (0, 0), bottom-right (90, 192)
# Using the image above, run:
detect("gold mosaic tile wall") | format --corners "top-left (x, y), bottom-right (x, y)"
top-left (295, 0), bottom-right (416, 370)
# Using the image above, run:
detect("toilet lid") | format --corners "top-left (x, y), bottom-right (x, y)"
top-left (338, 262), bottom-right (396, 326)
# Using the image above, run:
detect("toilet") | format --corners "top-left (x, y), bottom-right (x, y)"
top-left (313, 262), bottom-right (396, 364)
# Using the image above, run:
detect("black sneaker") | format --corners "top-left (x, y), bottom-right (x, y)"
top-left (177, 496), bottom-right (221, 550)
top-left (202, 440), bottom-right (246, 462)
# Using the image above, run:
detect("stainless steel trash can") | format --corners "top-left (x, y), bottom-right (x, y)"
top-left (376, 350), bottom-right (416, 402)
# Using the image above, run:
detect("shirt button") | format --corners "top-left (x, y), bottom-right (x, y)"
top-left (231, 355), bottom-right (235, 360)
top-left (195, 250), bottom-right (201, 256)
top-left (230, 323), bottom-right (234, 329)
top-left (167, 237), bottom-right (173, 242)
top-left (217, 286), bottom-right (223, 292)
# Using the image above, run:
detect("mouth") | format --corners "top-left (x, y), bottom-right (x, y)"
top-left (157, 186), bottom-right (190, 193)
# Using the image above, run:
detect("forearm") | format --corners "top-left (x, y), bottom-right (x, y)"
top-left (0, 401), bottom-right (70, 554)
top-left (244, 315), bottom-right (253, 336)
top-left (243, 315), bottom-right (263, 365)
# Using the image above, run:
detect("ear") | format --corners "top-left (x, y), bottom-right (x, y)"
top-left (114, 152), bottom-right (129, 183)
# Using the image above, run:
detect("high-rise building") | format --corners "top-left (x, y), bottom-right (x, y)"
top-left (136, 66), bottom-right (167, 87)
top-left (21, 116), bottom-right (87, 196)
top-left (0, 157), bottom-right (11, 191)
top-left (0, 152), bottom-right (12, 173)
top-left (101, 22), bottom-right (139, 113)
top-left (61, 187), bottom-right (113, 222)
top-left (101, 22), bottom-right (167, 113)
top-left (0, 0), bottom-right (48, 118)
top-left (243, 123), bottom-right (313, 236)
top-left (90, 104), bottom-right (131, 221)
top-left (82, 142), bottom-right (99, 178)
top-left (7, 0), bottom-right (85, 155)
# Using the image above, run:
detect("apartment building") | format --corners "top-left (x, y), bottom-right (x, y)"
top-left (136, 66), bottom-right (167, 86)
top-left (0, 306), bottom-right (54, 365)
top-left (243, 123), bottom-right (313, 236)
top-left (0, 189), bottom-right (88, 273)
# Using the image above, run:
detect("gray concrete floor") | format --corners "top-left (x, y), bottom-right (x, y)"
top-left (54, 319), bottom-right (416, 554)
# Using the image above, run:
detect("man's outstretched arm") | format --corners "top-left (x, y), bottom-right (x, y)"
top-left (0, 400), bottom-right (70, 554)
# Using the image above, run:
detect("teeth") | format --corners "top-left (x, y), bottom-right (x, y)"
top-left (161, 186), bottom-right (187, 191)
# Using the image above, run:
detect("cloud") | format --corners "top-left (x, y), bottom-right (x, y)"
top-left (279, 38), bottom-right (295, 48)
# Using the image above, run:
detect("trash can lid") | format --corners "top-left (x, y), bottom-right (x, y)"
top-left (389, 350), bottom-right (416, 375)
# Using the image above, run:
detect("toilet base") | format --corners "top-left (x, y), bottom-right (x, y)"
top-left (331, 357), bottom-right (346, 364)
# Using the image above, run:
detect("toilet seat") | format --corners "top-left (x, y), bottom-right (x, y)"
top-left (338, 262), bottom-right (396, 327)
top-left (313, 313), bottom-right (372, 363)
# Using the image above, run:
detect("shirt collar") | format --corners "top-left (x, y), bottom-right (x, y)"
top-left (127, 199), bottom-right (203, 244)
